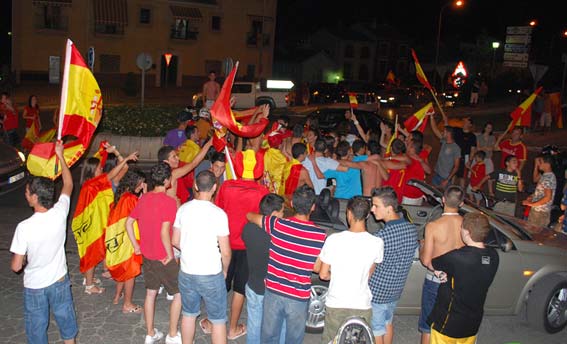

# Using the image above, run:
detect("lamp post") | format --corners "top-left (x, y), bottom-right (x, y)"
top-left (491, 41), bottom-right (500, 77)
top-left (434, 0), bottom-right (464, 89)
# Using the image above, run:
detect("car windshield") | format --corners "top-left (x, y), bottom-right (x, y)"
top-left (489, 213), bottom-right (543, 239)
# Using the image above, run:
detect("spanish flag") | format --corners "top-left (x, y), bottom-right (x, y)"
top-left (72, 174), bottom-right (113, 273)
top-left (105, 192), bottom-right (142, 282)
top-left (22, 120), bottom-right (40, 151)
top-left (385, 115), bottom-right (398, 155)
top-left (386, 70), bottom-right (396, 84)
top-left (404, 102), bottom-right (434, 133)
top-left (27, 39), bottom-right (103, 179)
top-left (411, 49), bottom-right (432, 91)
top-left (282, 158), bottom-right (303, 196)
top-left (348, 93), bottom-right (358, 109)
top-left (211, 62), bottom-right (269, 148)
top-left (507, 86), bottom-right (542, 132)
top-left (178, 139), bottom-right (201, 163)
top-left (262, 147), bottom-right (287, 194)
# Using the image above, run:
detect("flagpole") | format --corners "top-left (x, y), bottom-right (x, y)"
top-left (58, 39), bottom-right (72, 140)
top-left (224, 146), bottom-right (236, 180)
top-left (428, 88), bottom-right (448, 121)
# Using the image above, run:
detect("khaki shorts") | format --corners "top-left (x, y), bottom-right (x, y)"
top-left (528, 208), bottom-right (551, 228)
top-left (143, 257), bottom-right (179, 294)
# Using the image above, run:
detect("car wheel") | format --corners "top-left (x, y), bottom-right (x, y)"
top-left (306, 284), bottom-right (328, 333)
top-left (527, 275), bottom-right (567, 333)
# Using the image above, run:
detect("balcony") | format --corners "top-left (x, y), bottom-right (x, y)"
top-left (246, 32), bottom-right (270, 47)
top-left (170, 28), bottom-right (199, 40)
top-left (34, 14), bottom-right (68, 31)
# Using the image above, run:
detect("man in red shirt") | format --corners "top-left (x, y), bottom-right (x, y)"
top-left (494, 126), bottom-right (527, 173)
top-left (468, 151), bottom-right (487, 205)
top-left (208, 150), bottom-right (269, 340)
top-left (126, 163), bottom-right (182, 344)
top-left (1, 92), bottom-right (20, 147)
top-left (383, 139), bottom-right (410, 202)
top-left (402, 136), bottom-right (429, 205)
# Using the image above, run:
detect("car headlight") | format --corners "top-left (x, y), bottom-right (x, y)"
top-left (388, 97), bottom-right (395, 101)
top-left (454, 93), bottom-right (459, 97)
top-left (18, 151), bottom-right (26, 163)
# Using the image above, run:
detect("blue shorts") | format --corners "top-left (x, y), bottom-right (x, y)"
top-left (178, 271), bottom-right (227, 324)
top-left (418, 277), bottom-right (440, 333)
top-left (371, 301), bottom-right (398, 337)
top-left (24, 275), bottom-right (78, 344)
top-left (431, 173), bottom-right (445, 187)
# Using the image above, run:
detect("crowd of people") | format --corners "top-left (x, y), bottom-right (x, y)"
top-left (7, 79), bottom-right (567, 344)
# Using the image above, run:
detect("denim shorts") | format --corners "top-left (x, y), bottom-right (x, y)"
top-left (178, 271), bottom-right (227, 324)
top-left (418, 278), bottom-right (440, 333)
top-left (371, 300), bottom-right (398, 336)
top-left (24, 275), bottom-right (78, 344)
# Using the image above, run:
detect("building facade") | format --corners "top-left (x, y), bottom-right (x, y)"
top-left (11, 0), bottom-right (277, 88)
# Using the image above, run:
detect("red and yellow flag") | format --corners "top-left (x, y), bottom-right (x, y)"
top-left (282, 158), bottom-right (303, 196)
top-left (548, 92), bottom-right (563, 129)
top-left (210, 62), bottom-right (269, 151)
top-left (348, 93), bottom-right (358, 109)
top-left (411, 49), bottom-right (432, 91)
top-left (27, 39), bottom-right (103, 179)
top-left (72, 174), bottom-right (113, 273)
top-left (22, 120), bottom-right (40, 151)
top-left (178, 139), bottom-right (201, 163)
top-left (386, 115), bottom-right (399, 155)
top-left (404, 102), bottom-right (434, 133)
top-left (507, 86), bottom-right (542, 132)
top-left (105, 192), bottom-right (142, 282)
top-left (386, 70), bottom-right (396, 84)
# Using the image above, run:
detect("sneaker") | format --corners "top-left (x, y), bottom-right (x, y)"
top-left (166, 293), bottom-right (174, 301)
top-left (158, 286), bottom-right (164, 294)
top-left (165, 331), bottom-right (182, 344)
top-left (145, 329), bottom-right (164, 344)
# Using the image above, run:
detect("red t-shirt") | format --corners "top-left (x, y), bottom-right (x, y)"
top-left (1, 105), bottom-right (18, 131)
top-left (24, 106), bottom-right (39, 128)
top-left (499, 139), bottom-right (527, 168)
top-left (383, 158), bottom-right (405, 202)
top-left (129, 192), bottom-right (177, 260)
top-left (470, 162), bottom-right (486, 188)
top-left (215, 179), bottom-right (269, 250)
top-left (403, 158), bottom-right (425, 199)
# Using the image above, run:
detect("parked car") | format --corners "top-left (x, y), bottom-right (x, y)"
top-left (306, 179), bottom-right (567, 334)
top-left (231, 80), bottom-right (292, 110)
top-left (0, 141), bottom-right (27, 196)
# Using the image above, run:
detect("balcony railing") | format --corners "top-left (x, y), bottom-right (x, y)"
top-left (170, 28), bottom-right (199, 40)
top-left (246, 32), bottom-right (270, 47)
top-left (34, 14), bottom-right (68, 31)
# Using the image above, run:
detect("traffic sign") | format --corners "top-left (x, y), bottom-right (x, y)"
top-left (505, 35), bottom-right (532, 44)
top-left (504, 44), bottom-right (530, 53)
top-left (506, 26), bottom-right (533, 35)
top-left (87, 47), bottom-right (95, 71)
top-left (503, 61), bottom-right (528, 68)
top-left (503, 52), bottom-right (529, 62)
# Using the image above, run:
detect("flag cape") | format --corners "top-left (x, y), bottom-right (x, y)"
top-left (507, 87), bottom-right (542, 131)
top-left (72, 174), bottom-right (113, 273)
top-left (22, 120), bottom-right (40, 151)
top-left (105, 192), bottom-right (142, 282)
top-left (548, 92), bottom-right (563, 129)
top-left (178, 139), bottom-right (201, 163)
top-left (404, 102), bottom-right (434, 132)
top-left (348, 93), bottom-right (358, 109)
top-left (262, 147), bottom-right (287, 194)
top-left (27, 39), bottom-right (103, 179)
top-left (210, 62), bottom-right (269, 150)
top-left (282, 158), bottom-right (302, 196)
top-left (386, 115), bottom-right (398, 155)
top-left (232, 149), bottom-right (264, 180)
top-left (411, 49), bottom-right (432, 90)
top-left (386, 70), bottom-right (396, 84)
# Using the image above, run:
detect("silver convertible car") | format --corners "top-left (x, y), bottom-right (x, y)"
top-left (307, 180), bottom-right (567, 335)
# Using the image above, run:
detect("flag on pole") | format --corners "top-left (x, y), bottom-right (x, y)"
top-left (506, 86), bottom-right (542, 132)
top-left (348, 93), bottom-right (358, 109)
top-left (386, 70), bottom-right (396, 84)
top-left (105, 192), bottom-right (142, 282)
top-left (411, 49), bottom-right (433, 91)
top-left (386, 115), bottom-right (398, 155)
top-left (72, 174), bottom-right (113, 273)
top-left (27, 39), bottom-right (103, 179)
top-left (404, 102), bottom-right (434, 132)
top-left (210, 62), bottom-right (269, 151)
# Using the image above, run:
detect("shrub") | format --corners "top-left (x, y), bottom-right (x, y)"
top-left (98, 105), bottom-right (182, 136)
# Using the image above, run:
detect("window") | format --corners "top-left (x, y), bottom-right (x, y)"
top-left (247, 20), bottom-right (269, 46)
top-left (358, 64), bottom-right (369, 80)
top-left (344, 45), bottom-right (354, 58)
top-left (34, 5), bottom-right (68, 31)
top-left (99, 54), bottom-right (120, 73)
top-left (140, 8), bottom-right (151, 24)
top-left (360, 46), bottom-right (370, 59)
top-left (232, 84), bottom-right (252, 94)
top-left (171, 19), bottom-right (199, 40)
top-left (343, 63), bottom-right (352, 79)
top-left (211, 16), bottom-right (221, 31)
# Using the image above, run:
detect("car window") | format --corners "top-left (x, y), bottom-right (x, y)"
top-left (232, 84), bottom-right (252, 94)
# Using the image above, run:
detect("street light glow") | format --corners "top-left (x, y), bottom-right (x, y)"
top-left (455, 0), bottom-right (464, 7)
top-left (563, 30), bottom-right (567, 37)
top-left (492, 41), bottom-right (500, 49)
top-left (529, 20), bottom-right (537, 27)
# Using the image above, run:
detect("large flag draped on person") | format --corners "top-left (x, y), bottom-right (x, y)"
top-left (72, 174), bottom-right (113, 273)
top-left (105, 193), bottom-right (142, 282)
top-left (404, 102), bottom-right (434, 132)
top-left (27, 39), bottom-right (103, 179)
top-left (506, 86), bottom-right (542, 132)
top-left (385, 115), bottom-right (399, 155)
top-left (411, 49), bottom-right (433, 91)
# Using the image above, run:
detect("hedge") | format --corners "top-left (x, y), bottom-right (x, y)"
top-left (98, 105), bottom-right (185, 136)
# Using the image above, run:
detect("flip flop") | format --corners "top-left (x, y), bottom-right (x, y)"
top-left (122, 305), bottom-right (143, 314)
top-left (82, 277), bottom-right (101, 286)
top-left (227, 324), bottom-right (247, 340)
top-left (84, 285), bottom-right (105, 295)
top-left (199, 318), bottom-right (212, 335)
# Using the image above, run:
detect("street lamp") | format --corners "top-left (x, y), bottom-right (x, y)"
top-left (491, 41), bottom-right (500, 77)
top-left (434, 0), bottom-right (464, 88)
top-left (529, 20), bottom-right (537, 27)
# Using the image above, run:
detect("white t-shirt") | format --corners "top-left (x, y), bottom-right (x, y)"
top-left (319, 230), bottom-right (384, 309)
top-left (302, 157), bottom-right (340, 194)
top-left (174, 199), bottom-right (229, 275)
top-left (10, 195), bottom-right (70, 289)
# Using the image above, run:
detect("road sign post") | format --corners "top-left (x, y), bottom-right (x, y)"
top-left (136, 53), bottom-right (153, 108)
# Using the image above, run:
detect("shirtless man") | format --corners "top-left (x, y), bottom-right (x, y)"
top-left (203, 71), bottom-right (220, 109)
top-left (418, 185), bottom-right (465, 344)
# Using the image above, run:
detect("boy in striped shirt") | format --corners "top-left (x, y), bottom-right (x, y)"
top-left (247, 185), bottom-right (326, 344)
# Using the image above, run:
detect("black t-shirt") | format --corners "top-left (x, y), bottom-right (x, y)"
top-left (454, 129), bottom-right (477, 157)
top-left (489, 169), bottom-right (519, 202)
top-left (428, 246), bottom-right (499, 338)
top-left (241, 223), bottom-right (270, 295)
